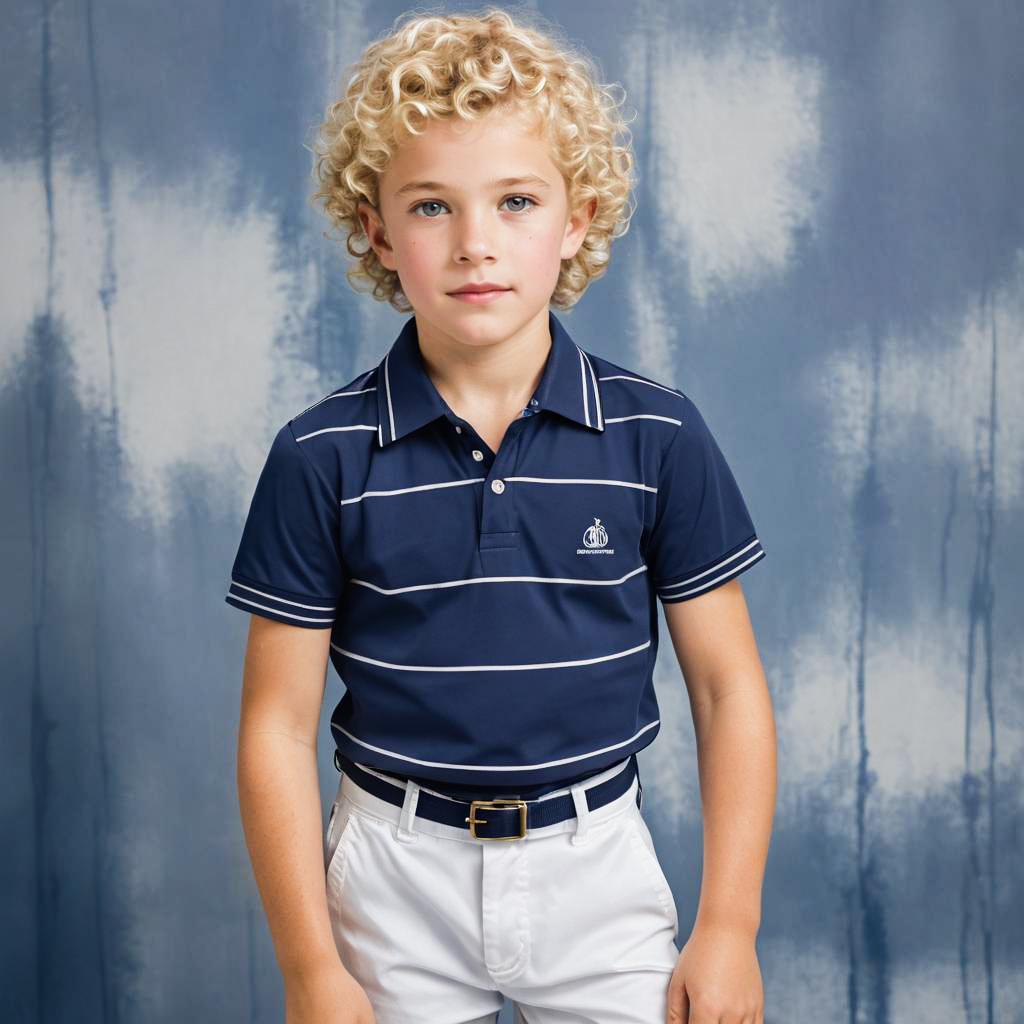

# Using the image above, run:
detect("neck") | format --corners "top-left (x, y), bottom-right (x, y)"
top-left (414, 308), bottom-right (551, 413)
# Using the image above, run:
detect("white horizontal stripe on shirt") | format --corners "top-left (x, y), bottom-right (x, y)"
top-left (330, 638), bottom-right (651, 672)
top-left (297, 384), bottom-right (377, 417)
top-left (598, 373), bottom-right (684, 397)
top-left (502, 475), bottom-right (657, 491)
top-left (298, 405), bottom-right (678, 446)
top-left (657, 540), bottom-right (765, 597)
top-left (603, 413), bottom-right (683, 426)
top-left (226, 593), bottom-right (335, 623)
top-left (340, 476), bottom-right (484, 505)
top-left (340, 474), bottom-right (657, 505)
top-left (348, 564), bottom-right (649, 595)
top-left (334, 719), bottom-right (661, 773)
top-left (293, 424), bottom-right (378, 442)
top-left (229, 579), bottom-right (335, 611)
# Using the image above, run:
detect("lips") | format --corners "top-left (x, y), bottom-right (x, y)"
top-left (449, 285), bottom-right (510, 295)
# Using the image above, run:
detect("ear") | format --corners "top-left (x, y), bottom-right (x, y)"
top-left (358, 199), bottom-right (396, 271)
top-left (561, 196), bottom-right (598, 260)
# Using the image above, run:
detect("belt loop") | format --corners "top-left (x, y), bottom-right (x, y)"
top-left (570, 782), bottom-right (591, 845)
top-left (395, 780), bottom-right (421, 843)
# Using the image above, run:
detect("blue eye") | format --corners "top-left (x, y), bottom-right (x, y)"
top-left (410, 196), bottom-right (537, 217)
top-left (413, 200), bottom-right (446, 218)
top-left (502, 195), bottom-right (536, 213)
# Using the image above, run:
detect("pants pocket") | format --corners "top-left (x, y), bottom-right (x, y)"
top-left (325, 794), bottom-right (361, 895)
top-left (627, 809), bottom-right (679, 934)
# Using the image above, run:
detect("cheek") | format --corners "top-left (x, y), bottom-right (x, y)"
top-left (398, 240), bottom-right (433, 274)
top-left (519, 222), bottom-right (564, 257)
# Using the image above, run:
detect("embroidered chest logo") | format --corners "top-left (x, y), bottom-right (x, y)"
top-left (577, 517), bottom-right (615, 556)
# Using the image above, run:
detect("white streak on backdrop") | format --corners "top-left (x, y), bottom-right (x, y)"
top-left (0, 152), bottom-right (324, 530)
top-left (649, 17), bottom-right (824, 307)
top-left (812, 252), bottom-right (1024, 519)
top-left (0, 160), bottom-right (44, 375)
top-left (795, 252), bottom-right (1024, 806)
top-left (619, 14), bottom-right (826, 826)
top-left (623, 241), bottom-right (680, 388)
top-left (621, 17), bottom-right (1024, 851)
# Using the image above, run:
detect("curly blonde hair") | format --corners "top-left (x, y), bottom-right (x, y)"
top-left (307, 5), bottom-right (638, 313)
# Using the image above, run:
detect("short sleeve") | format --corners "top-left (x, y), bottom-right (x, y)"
top-left (647, 394), bottom-right (766, 603)
top-left (224, 421), bottom-right (343, 628)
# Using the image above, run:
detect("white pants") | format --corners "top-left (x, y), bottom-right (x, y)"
top-left (323, 756), bottom-right (680, 1023)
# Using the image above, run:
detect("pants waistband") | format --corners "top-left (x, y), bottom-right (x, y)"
top-left (333, 754), bottom-right (643, 844)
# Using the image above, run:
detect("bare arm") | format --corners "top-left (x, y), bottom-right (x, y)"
top-left (662, 577), bottom-right (775, 1024)
top-left (235, 614), bottom-right (353, 992)
top-left (663, 576), bottom-right (776, 936)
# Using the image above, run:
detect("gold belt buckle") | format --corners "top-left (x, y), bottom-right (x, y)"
top-left (466, 798), bottom-right (528, 840)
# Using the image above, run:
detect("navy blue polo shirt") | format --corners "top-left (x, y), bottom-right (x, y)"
top-left (225, 310), bottom-right (766, 798)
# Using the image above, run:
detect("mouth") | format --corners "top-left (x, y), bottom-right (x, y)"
top-left (447, 286), bottom-right (512, 303)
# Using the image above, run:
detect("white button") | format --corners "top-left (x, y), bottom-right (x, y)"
top-left (529, 398), bottom-right (538, 406)
top-left (471, 449), bottom-right (484, 461)
top-left (455, 425), bottom-right (462, 433)
top-left (491, 479), bottom-right (505, 494)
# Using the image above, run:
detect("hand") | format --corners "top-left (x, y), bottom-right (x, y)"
top-left (285, 963), bottom-right (377, 1024)
top-left (666, 921), bottom-right (764, 1023)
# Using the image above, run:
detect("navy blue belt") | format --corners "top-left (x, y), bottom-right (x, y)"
top-left (333, 750), bottom-right (644, 841)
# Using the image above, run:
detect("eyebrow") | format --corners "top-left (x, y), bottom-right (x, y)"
top-left (394, 175), bottom-right (553, 198)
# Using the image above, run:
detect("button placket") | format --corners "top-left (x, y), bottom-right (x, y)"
top-left (479, 418), bottom-right (525, 542)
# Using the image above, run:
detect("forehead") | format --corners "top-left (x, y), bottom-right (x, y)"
top-left (383, 106), bottom-right (559, 193)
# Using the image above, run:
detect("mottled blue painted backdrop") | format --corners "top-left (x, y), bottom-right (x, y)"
top-left (3, 1), bottom-right (1022, 1021)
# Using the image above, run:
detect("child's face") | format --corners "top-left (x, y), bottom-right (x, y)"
top-left (360, 104), bottom-right (595, 342)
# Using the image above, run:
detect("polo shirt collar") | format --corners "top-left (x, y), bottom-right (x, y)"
top-left (377, 310), bottom-right (605, 448)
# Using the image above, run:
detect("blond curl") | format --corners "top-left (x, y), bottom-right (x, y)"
top-left (307, 5), bottom-right (638, 312)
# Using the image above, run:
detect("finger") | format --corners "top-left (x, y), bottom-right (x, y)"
top-left (665, 986), bottom-right (679, 1023)
top-left (666, 979), bottom-right (687, 1024)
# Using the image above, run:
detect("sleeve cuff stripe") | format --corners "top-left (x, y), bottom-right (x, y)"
top-left (656, 540), bottom-right (765, 599)
top-left (225, 593), bottom-right (336, 624)
top-left (229, 579), bottom-right (336, 612)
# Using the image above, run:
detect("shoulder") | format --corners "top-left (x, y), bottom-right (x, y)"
top-left (587, 350), bottom-right (698, 446)
top-left (290, 366), bottom-right (379, 436)
top-left (285, 367), bottom-right (379, 449)
top-left (276, 366), bottom-right (380, 484)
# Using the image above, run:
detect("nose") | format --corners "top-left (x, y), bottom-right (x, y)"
top-left (452, 207), bottom-right (498, 263)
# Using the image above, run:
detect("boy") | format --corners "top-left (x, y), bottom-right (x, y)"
top-left (226, 8), bottom-right (775, 1024)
